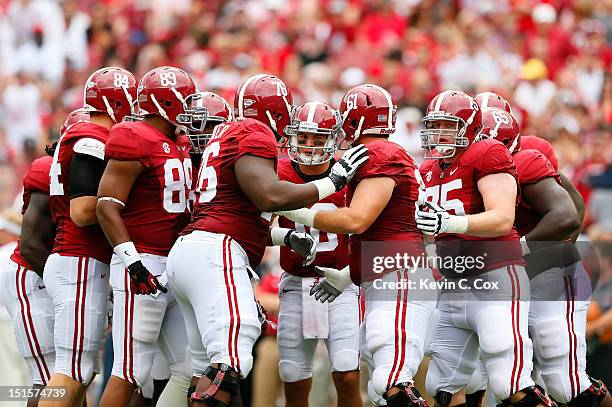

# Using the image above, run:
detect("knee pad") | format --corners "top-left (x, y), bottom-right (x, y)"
top-left (331, 350), bottom-right (359, 373)
top-left (366, 309), bottom-right (394, 356)
top-left (278, 360), bottom-right (311, 383)
top-left (190, 364), bottom-right (239, 407)
top-left (532, 317), bottom-right (569, 361)
top-left (384, 383), bottom-right (428, 407)
top-left (477, 308), bottom-right (513, 356)
top-left (567, 377), bottom-right (608, 407)
top-left (499, 385), bottom-right (556, 407)
top-left (132, 300), bottom-right (165, 343)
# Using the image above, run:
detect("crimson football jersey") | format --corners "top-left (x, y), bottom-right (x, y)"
top-left (277, 158), bottom-right (349, 277)
top-left (513, 149), bottom-right (560, 237)
top-left (419, 138), bottom-right (524, 276)
top-left (105, 121), bottom-right (192, 256)
top-left (49, 122), bottom-right (112, 263)
top-left (521, 135), bottom-right (559, 172)
top-left (10, 156), bottom-right (54, 270)
top-left (348, 141), bottom-right (424, 284)
top-left (183, 118), bottom-right (278, 267)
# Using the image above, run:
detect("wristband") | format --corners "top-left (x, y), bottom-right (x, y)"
top-left (447, 215), bottom-right (469, 234)
top-left (271, 227), bottom-right (291, 246)
top-left (98, 196), bottom-right (126, 207)
top-left (311, 178), bottom-right (337, 200)
top-left (276, 208), bottom-right (317, 228)
top-left (114, 241), bottom-right (141, 267)
top-left (520, 236), bottom-right (531, 256)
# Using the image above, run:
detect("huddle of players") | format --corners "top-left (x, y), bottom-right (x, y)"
top-left (1, 62), bottom-right (610, 407)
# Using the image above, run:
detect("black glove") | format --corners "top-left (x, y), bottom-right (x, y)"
top-left (127, 261), bottom-right (167, 295)
top-left (285, 230), bottom-right (317, 266)
top-left (327, 144), bottom-right (369, 191)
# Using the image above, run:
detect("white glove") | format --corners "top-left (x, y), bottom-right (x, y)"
top-left (415, 201), bottom-right (469, 236)
top-left (311, 144), bottom-right (369, 200)
top-left (310, 266), bottom-right (352, 303)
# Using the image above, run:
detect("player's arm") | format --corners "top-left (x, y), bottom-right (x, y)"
top-left (522, 177), bottom-right (579, 242)
top-left (235, 144), bottom-right (368, 212)
top-left (276, 177), bottom-right (394, 234)
top-left (19, 192), bottom-right (54, 276)
top-left (316, 177), bottom-right (394, 234)
top-left (467, 173), bottom-right (518, 237)
top-left (96, 159), bottom-right (143, 247)
top-left (69, 138), bottom-right (106, 227)
top-left (559, 172), bottom-right (585, 241)
top-left (236, 156), bottom-right (320, 211)
top-left (97, 159), bottom-right (166, 295)
top-left (417, 172), bottom-right (517, 237)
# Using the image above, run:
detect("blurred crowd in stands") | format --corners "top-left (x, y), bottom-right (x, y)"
top-left (0, 1), bottom-right (611, 404)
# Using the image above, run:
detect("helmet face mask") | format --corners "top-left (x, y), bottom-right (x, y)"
top-left (285, 101), bottom-right (341, 165)
top-left (185, 91), bottom-right (233, 155)
top-left (421, 90), bottom-right (482, 160)
top-left (420, 115), bottom-right (470, 159)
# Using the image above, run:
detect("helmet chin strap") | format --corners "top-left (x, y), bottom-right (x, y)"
top-left (353, 116), bottom-right (365, 142)
top-left (102, 95), bottom-right (117, 123)
top-left (265, 111), bottom-right (277, 132)
top-left (508, 133), bottom-right (520, 153)
top-left (150, 94), bottom-right (171, 123)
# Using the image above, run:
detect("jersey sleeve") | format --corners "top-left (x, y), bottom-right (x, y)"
top-left (236, 121), bottom-right (278, 161)
top-left (353, 143), bottom-right (412, 184)
top-left (472, 140), bottom-right (517, 181)
top-left (105, 127), bottom-right (152, 167)
top-left (23, 158), bottom-right (51, 194)
top-left (516, 150), bottom-right (558, 185)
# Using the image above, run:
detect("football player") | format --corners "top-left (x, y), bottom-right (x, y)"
top-left (0, 109), bottom-right (89, 407)
top-left (96, 67), bottom-right (200, 407)
top-left (166, 73), bottom-right (368, 407)
top-left (276, 101), bottom-right (361, 407)
top-left (474, 92), bottom-right (585, 242)
top-left (278, 84), bottom-right (434, 406)
top-left (478, 107), bottom-right (611, 406)
top-left (186, 91), bottom-right (233, 160)
top-left (416, 90), bottom-right (550, 406)
top-left (40, 67), bottom-right (136, 407)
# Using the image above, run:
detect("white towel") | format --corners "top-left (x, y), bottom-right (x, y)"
top-left (301, 277), bottom-right (329, 339)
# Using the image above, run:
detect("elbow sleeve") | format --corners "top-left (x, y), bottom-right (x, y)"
top-left (69, 154), bottom-right (106, 199)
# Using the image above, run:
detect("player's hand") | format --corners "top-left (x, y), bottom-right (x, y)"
top-left (327, 144), bottom-right (369, 191)
top-left (127, 261), bottom-right (167, 295)
top-left (285, 230), bottom-right (317, 266)
top-left (415, 201), bottom-right (468, 235)
top-left (310, 266), bottom-right (352, 303)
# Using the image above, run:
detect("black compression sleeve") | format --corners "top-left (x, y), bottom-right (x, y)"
top-left (69, 154), bottom-right (106, 199)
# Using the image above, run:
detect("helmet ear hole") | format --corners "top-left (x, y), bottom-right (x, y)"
top-left (276, 112), bottom-right (283, 120)
top-left (502, 138), bottom-right (509, 146)
top-left (164, 100), bottom-right (172, 108)
top-left (350, 119), bottom-right (358, 128)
